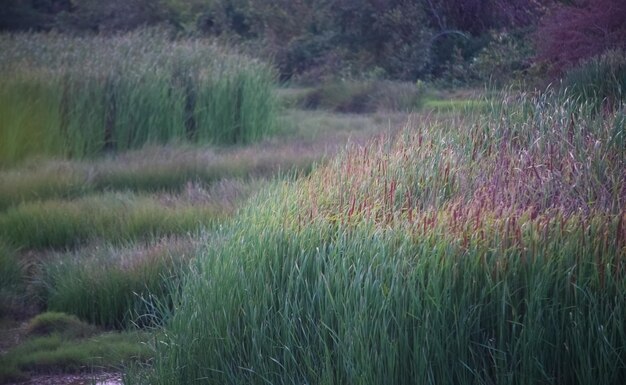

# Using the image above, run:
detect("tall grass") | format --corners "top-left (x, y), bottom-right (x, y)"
top-left (148, 91), bottom-right (625, 384)
top-left (0, 241), bottom-right (25, 319)
top-left (40, 238), bottom-right (198, 329)
top-left (0, 30), bottom-right (278, 166)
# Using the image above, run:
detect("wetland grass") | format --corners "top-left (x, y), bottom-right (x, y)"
top-left (147, 92), bottom-right (625, 385)
top-left (0, 30), bottom-right (278, 166)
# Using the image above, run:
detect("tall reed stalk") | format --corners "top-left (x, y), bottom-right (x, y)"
top-left (0, 30), bottom-right (278, 166)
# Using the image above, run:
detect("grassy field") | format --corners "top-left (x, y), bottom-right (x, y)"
top-left (1, 31), bottom-right (624, 385)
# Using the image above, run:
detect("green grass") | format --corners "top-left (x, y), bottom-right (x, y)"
top-left (25, 312), bottom-right (99, 339)
top-left (299, 80), bottom-right (424, 113)
top-left (0, 241), bottom-right (25, 319)
top-left (39, 238), bottom-right (198, 329)
top-left (146, 91), bottom-right (626, 384)
top-left (0, 328), bottom-right (151, 384)
top-left (562, 49), bottom-right (626, 112)
top-left (422, 97), bottom-right (489, 113)
top-left (0, 192), bottom-right (224, 250)
top-left (0, 30), bottom-right (278, 166)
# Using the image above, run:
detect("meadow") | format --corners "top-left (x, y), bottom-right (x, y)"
top-left (0, 30), bottom-right (624, 385)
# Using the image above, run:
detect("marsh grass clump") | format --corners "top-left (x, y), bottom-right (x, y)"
top-left (0, 30), bottom-right (278, 166)
top-left (149, 91), bottom-right (626, 385)
top-left (40, 238), bottom-right (198, 329)
top-left (25, 312), bottom-right (98, 339)
top-left (562, 49), bottom-right (626, 112)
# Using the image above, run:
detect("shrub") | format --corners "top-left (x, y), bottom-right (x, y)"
top-left (301, 80), bottom-right (423, 113)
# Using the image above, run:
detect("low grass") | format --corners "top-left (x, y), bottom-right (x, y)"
top-left (0, 327), bottom-right (151, 384)
top-left (147, 91), bottom-right (626, 384)
top-left (0, 30), bottom-right (278, 166)
top-left (0, 108), bottom-right (400, 212)
top-left (25, 312), bottom-right (99, 339)
top-left (0, 192), bottom-right (223, 250)
top-left (298, 80), bottom-right (424, 113)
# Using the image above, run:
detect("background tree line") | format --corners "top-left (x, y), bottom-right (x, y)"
top-left (1, 0), bottom-right (624, 83)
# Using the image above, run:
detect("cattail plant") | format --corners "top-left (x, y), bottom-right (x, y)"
top-left (0, 29), bottom-right (278, 166)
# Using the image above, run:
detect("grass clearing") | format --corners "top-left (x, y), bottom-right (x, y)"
top-left (147, 91), bottom-right (626, 384)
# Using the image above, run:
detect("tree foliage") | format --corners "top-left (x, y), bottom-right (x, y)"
top-left (535, 0), bottom-right (626, 74)
top-left (1, 0), bottom-right (559, 81)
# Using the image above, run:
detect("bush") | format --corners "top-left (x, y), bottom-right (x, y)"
top-left (301, 80), bottom-right (424, 113)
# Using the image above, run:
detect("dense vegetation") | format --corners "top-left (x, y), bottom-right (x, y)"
top-left (0, 30), bottom-right (277, 166)
top-left (1, 1), bottom-right (625, 384)
top-left (143, 92), bottom-right (625, 384)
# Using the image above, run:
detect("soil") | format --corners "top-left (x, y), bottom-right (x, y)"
top-left (7, 373), bottom-right (123, 385)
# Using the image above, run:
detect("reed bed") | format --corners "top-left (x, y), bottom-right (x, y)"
top-left (147, 92), bottom-right (625, 384)
top-left (0, 30), bottom-right (278, 166)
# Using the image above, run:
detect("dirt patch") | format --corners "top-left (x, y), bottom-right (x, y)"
top-left (7, 373), bottom-right (122, 385)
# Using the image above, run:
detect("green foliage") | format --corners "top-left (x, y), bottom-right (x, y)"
top-left (301, 80), bottom-right (424, 113)
top-left (562, 50), bottom-right (626, 111)
top-left (0, 30), bottom-right (278, 166)
top-left (0, 192), bottom-right (223, 250)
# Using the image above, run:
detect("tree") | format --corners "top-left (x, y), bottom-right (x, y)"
top-left (535, 0), bottom-right (626, 73)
